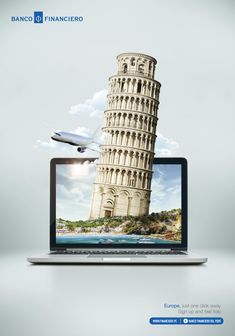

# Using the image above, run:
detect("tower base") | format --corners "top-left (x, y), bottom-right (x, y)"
top-left (89, 183), bottom-right (151, 219)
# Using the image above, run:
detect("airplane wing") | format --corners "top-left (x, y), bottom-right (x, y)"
top-left (86, 142), bottom-right (101, 153)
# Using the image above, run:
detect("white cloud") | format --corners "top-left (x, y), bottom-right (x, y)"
top-left (73, 126), bottom-right (90, 137)
top-left (36, 88), bottom-right (180, 157)
top-left (69, 89), bottom-right (107, 118)
top-left (60, 161), bottom-right (97, 181)
top-left (155, 132), bottom-right (180, 156)
top-left (166, 185), bottom-right (181, 195)
top-left (36, 139), bottom-right (57, 149)
top-left (36, 138), bottom-right (75, 152)
top-left (57, 184), bottom-right (79, 200)
top-left (151, 176), bottom-right (166, 201)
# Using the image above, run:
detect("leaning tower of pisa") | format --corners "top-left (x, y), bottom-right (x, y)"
top-left (89, 52), bottom-right (161, 219)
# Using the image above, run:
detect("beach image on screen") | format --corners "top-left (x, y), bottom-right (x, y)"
top-left (56, 161), bottom-right (182, 244)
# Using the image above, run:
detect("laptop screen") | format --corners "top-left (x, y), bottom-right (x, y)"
top-left (55, 158), bottom-right (184, 246)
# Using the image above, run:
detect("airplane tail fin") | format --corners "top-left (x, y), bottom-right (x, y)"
top-left (91, 125), bottom-right (102, 145)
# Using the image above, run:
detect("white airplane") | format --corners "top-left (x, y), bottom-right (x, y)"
top-left (51, 130), bottom-right (100, 153)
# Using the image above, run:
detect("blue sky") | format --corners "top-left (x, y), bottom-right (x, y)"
top-left (149, 164), bottom-right (181, 213)
top-left (56, 162), bottom-right (181, 221)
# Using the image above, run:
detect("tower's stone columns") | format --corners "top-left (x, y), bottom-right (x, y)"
top-left (89, 53), bottom-right (161, 219)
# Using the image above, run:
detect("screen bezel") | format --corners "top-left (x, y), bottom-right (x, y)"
top-left (50, 157), bottom-right (187, 250)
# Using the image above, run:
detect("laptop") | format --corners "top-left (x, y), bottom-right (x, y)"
top-left (27, 157), bottom-right (207, 264)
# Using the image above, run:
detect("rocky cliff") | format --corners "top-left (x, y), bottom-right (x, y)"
top-left (57, 208), bottom-right (182, 241)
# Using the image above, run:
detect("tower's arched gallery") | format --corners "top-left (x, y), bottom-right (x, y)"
top-left (89, 53), bottom-right (161, 219)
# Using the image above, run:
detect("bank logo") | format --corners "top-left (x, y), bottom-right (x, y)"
top-left (34, 11), bottom-right (43, 24)
top-left (11, 11), bottom-right (83, 24)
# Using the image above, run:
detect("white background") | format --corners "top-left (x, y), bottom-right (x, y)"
top-left (1, 1), bottom-right (235, 335)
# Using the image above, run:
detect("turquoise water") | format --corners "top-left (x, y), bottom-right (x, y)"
top-left (56, 235), bottom-right (180, 244)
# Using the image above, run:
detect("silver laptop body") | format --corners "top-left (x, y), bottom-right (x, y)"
top-left (28, 158), bottom-right (207, 264)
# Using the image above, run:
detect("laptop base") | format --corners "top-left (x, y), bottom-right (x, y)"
top-left (27, 252), bottom-right (207, 264)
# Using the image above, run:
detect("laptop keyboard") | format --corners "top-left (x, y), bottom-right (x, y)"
top-left (52, 250), bottom-right (186, 255)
